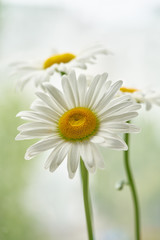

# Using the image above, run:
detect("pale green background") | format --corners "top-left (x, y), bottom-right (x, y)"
top-left (0, 1), bottom-right (160, 239)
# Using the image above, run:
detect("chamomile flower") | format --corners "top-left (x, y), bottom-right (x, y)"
top-left (120, 86), bottom-right (160, 110)
top-left (11, 45), bottom-right (109, 90)
top-left (16, 71), bottom-right (140, 178)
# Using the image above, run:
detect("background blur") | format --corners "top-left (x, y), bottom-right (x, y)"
top-left (0, 0), bottom-right (160, 239)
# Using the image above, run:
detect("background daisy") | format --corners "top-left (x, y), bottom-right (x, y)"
top-left (120, 86), bottom-right (160, 110)
top-left (10, 45), bottom-right (109, 90)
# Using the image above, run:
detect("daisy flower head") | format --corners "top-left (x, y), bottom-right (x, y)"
top-left (10, 44), bottom-right (109, 90)
top-left (16, 71), bottom-right (140, 178)
top-left (120, 86), bottom-right (160, 111)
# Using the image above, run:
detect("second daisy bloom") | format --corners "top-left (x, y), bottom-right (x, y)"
top-left (11, 45), bottom-right (109, 90)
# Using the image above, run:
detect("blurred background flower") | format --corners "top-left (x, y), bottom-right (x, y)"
top-left (0, 0), bottom-right (160, 239)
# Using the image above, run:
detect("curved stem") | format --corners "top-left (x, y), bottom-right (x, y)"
top-left (124, 132), bottom-right (141, 240)
top-left (80, 158), bottom-right (94, 240)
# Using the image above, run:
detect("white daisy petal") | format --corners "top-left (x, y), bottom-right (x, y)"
top-left (16, 131), bottom-right (53, 140)
top-left (95, 80), bottom-right (123, 112)
top-left (90, 143), bottom-right (105, 169)
top-left (30, 99), bottom-right (44, 108)
top-left (17, 122), bottom-right (54, 131)
top-left (77, 74), bottom-right (87, 106)
top-left (88, 73), bottom-right (108, 109)
top-left (100, 135), bottom-right (128, 150)
top-left (25, 137), bottom-right (61, 160)
top-left (43, 83), bottom-right (69, 111)
top-left (67, 144), bottom-right (80, 178)
top-left (121, 104), bottom-right (141, 113)
top-left (105, 80), bottom-right (112, 90)
top-left (48, 142), bottom-right (71, 172)
top-left (44, 141), bottom-right (65, 169)
top-left (30, 104), bottom-right (60, 121)
top-left (77, 44), bottom-right (109, 62)
top-left (16, 126), bottom-right (58, 140)
top-left (100, 122), bottom-right (140, 133)
top-left (80, 143), bottom-right (96, 173)
top-left (99, 101), bottom-right (132, 118)
top-left (91, 136), bottom-right (105, 144)
top-left (85, 74), bottom-right (100, 107)
top-left (107, 95), bottom-right (132, 109)
top-left (62, 75), bottom-right (76, 108)
top-left (101, 112), bottom-right (138, 123)
top-left (36, 91), bottom-right (64, 115)
top-left (36, 91), bottom-right (58, 110)
top-left (68, 71), bottom-right (80, 106)
top-left (70, 61), bottom-right (87, 69)
top-left (17, 110), bottom-right (57, 124)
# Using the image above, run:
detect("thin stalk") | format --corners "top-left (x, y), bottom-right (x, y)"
top-left (80, 158), bottom-right (94, 240)
top-left (124, 132), bottom-right (140, 240)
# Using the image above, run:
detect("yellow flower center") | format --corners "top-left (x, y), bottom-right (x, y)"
top-left (120, 87), bottom-right (139, 93)
top-left (58, 107), bottom-right (99, 141)
top-left (43, 53), bottom-right (76, 69)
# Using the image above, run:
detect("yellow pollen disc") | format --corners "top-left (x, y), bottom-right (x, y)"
top-left (43, 53), bottom-right (76, 69)
top-left (58, 107), bottom-right (99, 141)
top-left (120, 87), bottom-right (139, 93)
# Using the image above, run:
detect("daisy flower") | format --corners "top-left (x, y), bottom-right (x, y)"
top-left (120, 86), bottom-right (160, 110)
top-left (16, 71), bottom-right (140, 178)
top-left (10, 45), bottom-right (109, 90)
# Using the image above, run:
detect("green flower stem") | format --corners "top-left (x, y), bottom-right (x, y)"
top-left (80, 158), bottom-right (94, 240)
top-left (124, 132), bottom-right (141, 240)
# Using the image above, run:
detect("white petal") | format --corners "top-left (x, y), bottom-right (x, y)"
top-left (85, 74), bottom-right (100, 107)
top-left (91, 136), bottom-right (105, 144)
top-left (17, 122), bottom-right (54, 131)
top-left (90, 143), bottom-right (105, 169)
top-left (100, 122), bottom-right (140, 133)
top-left (44, 141), bottom-right (63, 169)
top-left (98, 101), bottom-right (132, 118)
top-left (30, 104), bottom-right (60, 120)
top-left (97, 132), bottom-right (128, 150)
top-left (95, 80), bottom-right (123, 112)
top-left (36, 91), bottom-right (64, 114)
top-left (76, 44), bottom-right (109, 64)
top-left (17, 111), bottom-right (57, 124)
top-left (88, 73), bottom-right (108, 109)
top-left (77, 74), bottom-right (87, 106)
top-left (119, 104), bottom-right (141, 113)
top-left (70, 61), bottom-right (87, 69)
top-left (80, 143), bottom-right (96, 173)
top-left (16, 127), bottom-right (57, 140)
top-left (67, 144), bottom-right (80, 178)
top-left (105, 80), bottom-right (112, 91)
top-left (62, 75), bottom-right (77, 108)
top-left (101, 112), bottom-right (138, 123)
top-left (47, 142), bottom-right (71, 172)
top-left (30, 99), bottom-right (44, 107)
top-left (68, 71), bottom-right (80, 106)
top-left (101, 139), bottom-right (127, 150)
top-left (25, 137), bottom-right (61, 160)
top-left (107, 95), bottom-right (132, 109)
top-left (43, 83), bottom-right (69, 111)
